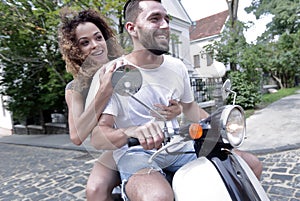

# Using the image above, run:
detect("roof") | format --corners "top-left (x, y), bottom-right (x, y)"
top-left (162, 0), bottom-right (192, 24)
top-left (190, 10), bottom-right (229, 41)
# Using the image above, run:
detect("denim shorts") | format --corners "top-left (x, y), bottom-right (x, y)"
top-left (116, 142), bottom-right (196, 200)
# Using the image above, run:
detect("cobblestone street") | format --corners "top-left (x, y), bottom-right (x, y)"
top-left (1, 143), bottom-right (299, 201)
top-left (0, 143), bottom-right (93, 201)
top-left (258, 148), bottom-right (300, 201)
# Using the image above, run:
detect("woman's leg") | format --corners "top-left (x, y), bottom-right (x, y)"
top-left (234, 149), bottom-right (263, 180)
top-left (86, 151), bottom-right (120, 201)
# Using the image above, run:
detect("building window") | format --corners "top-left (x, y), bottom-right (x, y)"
top-left (170, 33), bottom-right (180, 58)
top-left (206, 53), bottom-right (213, 66)
top-left (193, 55), bottom-right (200, 68)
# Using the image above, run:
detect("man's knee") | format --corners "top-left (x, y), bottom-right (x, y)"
top-left (125, 170), bottom-right (174, 201)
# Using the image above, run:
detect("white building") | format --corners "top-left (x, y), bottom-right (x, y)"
top-left (189, 10), bottom-right (228, 78)
top-left (0, 97), bottom-right (13, 135)
top-left (162, 0), bottom-right (194, 74)
top-left (163, 1), bottom-right (228, 80)
top-left (0, 65), bottom-right (13, 135)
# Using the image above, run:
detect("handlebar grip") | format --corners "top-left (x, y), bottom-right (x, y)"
top-left (128, 137), bottom-right (140, 147)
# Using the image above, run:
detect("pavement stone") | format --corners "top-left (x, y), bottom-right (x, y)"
top-left (0, 143), bottom-right (93, 201)
top-left (258, 148), bottom-right (300, 201)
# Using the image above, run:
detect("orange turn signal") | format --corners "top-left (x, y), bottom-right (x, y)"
top-left (189, 123), bottom-right (203, 139)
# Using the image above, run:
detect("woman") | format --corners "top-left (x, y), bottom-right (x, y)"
top-left (58, 8), bottom-right (182, 201)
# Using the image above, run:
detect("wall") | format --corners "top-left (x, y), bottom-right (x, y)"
top-left (0, 95), bottom-right (13, 135)
top-left (162, 0), bottom-right (194, 72)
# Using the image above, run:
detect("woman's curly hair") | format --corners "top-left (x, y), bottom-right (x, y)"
top-left (58, 8), bottom-right (123, 78)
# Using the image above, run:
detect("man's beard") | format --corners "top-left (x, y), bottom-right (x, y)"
top-left (139, 29), bottom-right (169, 55)
top-left (148, 48), bottom-right (169, 55)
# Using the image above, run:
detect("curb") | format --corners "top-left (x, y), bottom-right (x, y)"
top-left (245, 143), bottom-right (300, 155)
top-left (2, 137), bottom-right (300, 156)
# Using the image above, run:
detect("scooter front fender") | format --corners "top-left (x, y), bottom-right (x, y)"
top-left (172, 157), bottom-right (232, 201)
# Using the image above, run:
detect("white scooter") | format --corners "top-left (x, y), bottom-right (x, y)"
top-left (111, 65), bottom-right (270, 201)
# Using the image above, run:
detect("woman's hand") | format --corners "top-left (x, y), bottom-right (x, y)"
top-left (98, 64), bottom-right (114, 93)
top-left (98, 60), bottom-right (122, 95)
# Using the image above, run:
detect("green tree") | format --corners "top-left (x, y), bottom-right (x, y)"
top-left (0, 0), bottom-right (68, 125)
top-left (0, 0), bottom-right (127, 125)
top-left (204, 20), bottom-right (262, 108)
top-left (239, 43), bottom-right (272, 86)
top-left (204, 20), bottom-right (248, 71)
top-left (245, 0), bottom-right (300, 40)
top-left (245, 0), bottom-right (300, 87)
top-left (204, 0), bottom-right (300, 109)
top-left (270, 31), bottom-right (300, 87)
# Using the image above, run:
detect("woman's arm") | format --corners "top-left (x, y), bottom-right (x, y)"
top-left (91, 114), bottom-right (164, 150)
top-left (65, 67), bottom-right (114, 145)
top-left (90, 114), bottom-right (128, 149)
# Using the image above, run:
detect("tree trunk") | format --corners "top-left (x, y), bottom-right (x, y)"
top-left (271, 73), bottom-right (283, 89)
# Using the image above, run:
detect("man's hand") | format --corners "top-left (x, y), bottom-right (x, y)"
top-left (153, 99), bottom-right (182, 120)
top-left (123, 122), bottom-right (164, 150)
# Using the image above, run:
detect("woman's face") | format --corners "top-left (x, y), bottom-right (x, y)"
top-left (75, 22), bottom-right (109, 64)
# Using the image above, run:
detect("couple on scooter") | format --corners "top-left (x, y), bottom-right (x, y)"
top-left (60, 0), bottom-right (262, 200)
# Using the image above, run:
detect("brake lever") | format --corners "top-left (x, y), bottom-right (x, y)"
top-left (148, 135), bottom-right (186, 164)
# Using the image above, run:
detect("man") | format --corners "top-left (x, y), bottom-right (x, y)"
top-left (90, 0), bottom-right (262, 200)
top-left (90, 0), bottom-right (209, 200)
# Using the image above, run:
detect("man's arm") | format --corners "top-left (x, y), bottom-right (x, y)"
top-left (90, 114), bottom-right (128, 150)
top-left (181, 101), bottom-right (209, 122)
top-left (90, 114), bottom-right (165, 150)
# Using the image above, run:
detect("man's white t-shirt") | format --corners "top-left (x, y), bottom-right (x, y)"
top-left (100, 55), bottom-right (195, 161)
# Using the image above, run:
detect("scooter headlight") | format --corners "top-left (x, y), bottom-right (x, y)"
top-left (221, 105), bottom-right (246, 147)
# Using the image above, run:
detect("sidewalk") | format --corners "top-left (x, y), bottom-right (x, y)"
top-left (1, 90), bottom-right (300, 154)
top-left (239, 90), bottom-right (300, 154)
top-left (0, 133), bottom-right (96, 152)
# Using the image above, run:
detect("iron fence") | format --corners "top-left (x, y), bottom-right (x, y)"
top-left (190, 77), bottom-right (222, 104)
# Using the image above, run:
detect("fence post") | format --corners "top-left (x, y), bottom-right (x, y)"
top-left (213, 78), bottom-right (224, 109)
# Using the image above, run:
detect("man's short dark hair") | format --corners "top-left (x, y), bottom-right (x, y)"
top-left (123, 0), bottom-right (161, 22)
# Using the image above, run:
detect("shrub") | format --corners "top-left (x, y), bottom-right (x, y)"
top-left (226, 71), bottom-right (261, 109)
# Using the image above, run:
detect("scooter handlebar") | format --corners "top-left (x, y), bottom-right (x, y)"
top-left (128, 137), bottom-right (140, 147)
top-left (127, 123), bottom-right (201, 147)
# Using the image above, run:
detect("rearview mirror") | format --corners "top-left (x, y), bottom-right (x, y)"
top-left (111, 64), bottom-right (142, 96)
